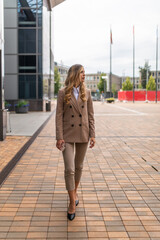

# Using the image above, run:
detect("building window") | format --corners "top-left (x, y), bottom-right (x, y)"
top-left (18, 0), bottom-right (43, 100)
top-left (19, 55), bottom-right (36, 73)
top-left (38, 75), bottom-right (42, 99)
top-left (19, 75), bottom-right (36, 99)
top-left (19, 29), bottom-right (36, 53)
top-left (97, 76), bottom-right (99, 79)
top-left (18, 6), bottom-right (36, 27)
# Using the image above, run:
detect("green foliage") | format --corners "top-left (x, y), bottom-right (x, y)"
top-left (122, 77), bottom-right (133, 90)
top-left (138, 83), bottom-right (143, 89)
top-left (54, 67), bottom-right (61, 94)
top-left (112, 83), bottom-right (117, 97)
top-left (15, 100), bottom-right (29, 107)
top-left (146, 75), bottom-right (156, 90)
top-left (139, 61), bottom-right (151, 89)
top-left (97, 73), bottom-right (107, 93)
top-left (5, 101), bottom-right (11, 108)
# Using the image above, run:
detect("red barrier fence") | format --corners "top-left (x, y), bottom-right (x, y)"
top-left (118, 91), bottom-right (160, 101)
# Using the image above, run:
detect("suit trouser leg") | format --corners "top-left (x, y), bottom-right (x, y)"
top-left (62, 142), bottom-right (88, 191)
top-left (75, 142), bottom-right (88, 183)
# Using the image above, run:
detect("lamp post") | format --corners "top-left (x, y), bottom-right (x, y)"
top-left (145, 59), bottom-right (149, 103)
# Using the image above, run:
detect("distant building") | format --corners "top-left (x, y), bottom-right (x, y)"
top-left (54, 62), bottom-right (69, 89)
top-left (85, 73), bottom-right (101, 93)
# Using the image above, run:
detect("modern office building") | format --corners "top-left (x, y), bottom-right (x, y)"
top-left (3, 0), bottom-right (65, 111)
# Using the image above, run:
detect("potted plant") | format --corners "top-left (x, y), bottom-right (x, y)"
top-left (5, 101), bottom-right (12, 110)
top-left (15, 100), bottom-right (29, 113)
top-left (106, 97), bottom-right (115, 103)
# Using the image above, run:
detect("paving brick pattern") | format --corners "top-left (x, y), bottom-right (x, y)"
top-left (0, 102), bottom-right (160, 239)
top-left (0, 136), bottom-right (30, 172)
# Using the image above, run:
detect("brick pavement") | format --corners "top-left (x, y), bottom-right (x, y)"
top-left (0, 136), bottom-right (30, 172)
top-left (0, 102), bottom-right (160, 239)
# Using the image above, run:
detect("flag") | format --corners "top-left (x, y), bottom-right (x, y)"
top-left (110, 29), bottom-right (113, 44)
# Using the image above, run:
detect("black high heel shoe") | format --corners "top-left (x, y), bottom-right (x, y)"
top-left (67, 212), bottom-right (75, 221)
top-left (75, 199), bottom-right (79, 206)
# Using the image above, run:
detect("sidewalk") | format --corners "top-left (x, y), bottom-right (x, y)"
top-left (0, 104), bottom-right (54, 184)
top-left (0, 102), bottom-right (160, 239)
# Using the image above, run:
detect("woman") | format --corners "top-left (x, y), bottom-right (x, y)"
top-left (56, 64), bottom-right (95, 221)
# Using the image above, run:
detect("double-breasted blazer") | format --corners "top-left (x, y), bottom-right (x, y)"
top-left (56, 87), bottom-right (95, 143)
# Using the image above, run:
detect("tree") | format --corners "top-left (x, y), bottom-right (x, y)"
top-left (97, 73), bottom-right (107, 93)
top-left (146, 75), bottom-right (156, 90)
top-left (139, 61), bottom-right (151, 89)
top-left (138, 83), bottom-right (143, 89)
top-left (112, 83), bottom-right (117, 97)
top-left (54, 67), bottom-right (61, 95)
top-left (122, 77), bottom-right (133, 90)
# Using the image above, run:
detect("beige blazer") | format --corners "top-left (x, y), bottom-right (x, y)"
top-left (56, 87), bottom-right (95, 143)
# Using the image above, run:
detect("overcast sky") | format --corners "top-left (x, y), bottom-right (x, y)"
top-left (54, 0), bottom-right (160, 77)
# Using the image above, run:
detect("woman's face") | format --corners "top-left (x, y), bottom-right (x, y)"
top-left (79, 67), bottom-right (85, 83)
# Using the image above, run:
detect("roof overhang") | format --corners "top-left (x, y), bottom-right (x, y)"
top-left (48, 0), bottom-right (65, 9)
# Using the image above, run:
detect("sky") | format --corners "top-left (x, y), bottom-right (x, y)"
top-left (53, 0), bottom-right (160, 77)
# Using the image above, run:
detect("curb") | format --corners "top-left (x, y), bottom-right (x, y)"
top-left (0, 109), bottom-right (56, 186)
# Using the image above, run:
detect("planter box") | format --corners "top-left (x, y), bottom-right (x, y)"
top-left (15, 106), bottom-right (29, 113)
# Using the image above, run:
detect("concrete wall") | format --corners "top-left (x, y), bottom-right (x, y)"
top-left (4, 0), bottom-right (18, 100)
top-left (43, 0), bottom-right (54, 98)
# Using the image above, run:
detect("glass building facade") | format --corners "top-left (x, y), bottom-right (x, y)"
top-left (18, 0), bottom-right (42, 99)
top-left (4, 0), bottom-right (64, 110)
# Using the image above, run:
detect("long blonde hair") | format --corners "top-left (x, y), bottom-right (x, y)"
top-left (64, 64), bottom-right (86, 104)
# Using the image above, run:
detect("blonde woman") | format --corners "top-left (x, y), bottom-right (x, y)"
top-left (56, 64), bottom-right (95, 221)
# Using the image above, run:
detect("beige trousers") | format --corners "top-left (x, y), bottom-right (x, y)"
top-left (62, 142), bottom-right (88, 191)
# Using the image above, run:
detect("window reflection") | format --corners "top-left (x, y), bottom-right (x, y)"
top-left (18, 8), bottom-right (36, 26)
top-left (19, 56), bottom-right (36, 73)
top-left (19, 75), bottom-right (36, 99)
top-left (38, 29), bottom-right (42, 53)
top-left (38, 8), bottom-right (42, 26)
top-left (38, 75), bottom-right (42, 99)
top-left (18, 0), bottom-right (37, 9)
top-left (18, 0), bottom-right (37, 26)
top-left (19, 29), bottom-right (36, 53)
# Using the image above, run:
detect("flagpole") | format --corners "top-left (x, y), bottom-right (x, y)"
top-left (110, 27), bottom-right (112, 98)
top-left (156, 25), bottom-right (158, 103)
top-left (133, 25), bottom-right (135, 103)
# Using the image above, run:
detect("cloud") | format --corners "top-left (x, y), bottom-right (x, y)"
top-left (54, 0), bottom-right (160, 76)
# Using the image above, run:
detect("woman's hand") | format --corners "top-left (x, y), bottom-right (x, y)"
top-left (89, 137), bottom-right (95, 148)
top-left (56, 139), bottom-right (65, 150)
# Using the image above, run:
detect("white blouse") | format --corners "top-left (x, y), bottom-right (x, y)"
top-left (73, 86), bottom-right (80, 100)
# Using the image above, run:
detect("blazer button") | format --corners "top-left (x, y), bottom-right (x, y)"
top-left (71, 124), bottom-right (74, 127)
top-left (72, 115), bottom-right (74, 117)
top-left (70, 105), bottom-right (72, 108)
top-left (82, 106), bottom-right (84, 108)
top-left (79, 114), bottom-right (82, 117)
top-left (79, 124), bottom-right (82, 127)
